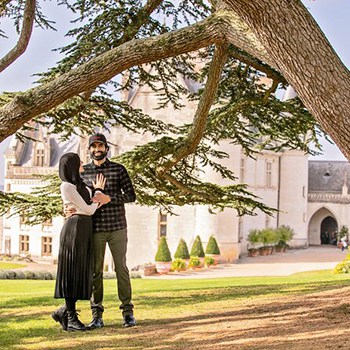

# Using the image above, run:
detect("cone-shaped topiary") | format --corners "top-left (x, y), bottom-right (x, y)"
top-left (190, 235), bottom-right (205, 257)
top-left (174, 238), bottom-right (190, 259)
top-left (155, 236), bottom-right (172, 262)
top-left (205, 235), bottom-right (221, 255)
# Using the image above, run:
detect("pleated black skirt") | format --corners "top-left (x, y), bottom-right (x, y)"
top-left (54, 215), bottom-right (94, 300)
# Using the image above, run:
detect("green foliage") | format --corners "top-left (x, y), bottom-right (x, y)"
top-left (155, 237), bottom-right (172, 262)
top-left (248, 228), bottom-right (280, 248)
top-left (174, 239), bottom-right (190, 260)
top-left (190, 235), bottom-right (205, 257)
top-left (188, 256), bottom-right (200, 268)
top-left (247, 229), bottom-right (260, 248)
top-left (338, 226), bottom-right (349, 241)
top-left (204, 256), bottom-right (215, 266)
top-left (275, 225), bottom-right (295, 245)
top-left (334, 253), bottom-right (350, 274)
top-left (257, 228), bottom-right (278, 247)
top-left (171, 258), bottom-right (186, 271)
top-left (0, 0), bottom-right (327, 224)
top-left (205, 235), bottom-right (220, 255)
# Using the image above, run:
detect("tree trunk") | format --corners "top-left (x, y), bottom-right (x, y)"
top-left (224, 0), bottom-right (350, 159)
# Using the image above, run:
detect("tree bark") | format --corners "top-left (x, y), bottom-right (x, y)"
top-left (223, 0), bottom-right (350, 159)
top-left (0, 0), bottom-right (36, 73)
top-left (159, 43), bottom-right (229, 175)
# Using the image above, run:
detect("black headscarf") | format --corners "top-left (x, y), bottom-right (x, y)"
top-left (59, 153), bottom-right (91, 205)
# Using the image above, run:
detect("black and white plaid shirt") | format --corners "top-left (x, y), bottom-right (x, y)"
top-left (82, 159), bottom-right (136, 232)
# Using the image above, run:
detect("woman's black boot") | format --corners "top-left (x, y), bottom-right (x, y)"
top-left (67, 311), bottom-right (86, 332)
top-left (52, 305), bottom-right (68, 331)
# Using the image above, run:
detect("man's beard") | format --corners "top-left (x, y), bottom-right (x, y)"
top-left (90, 150), bottom-right (108, 161)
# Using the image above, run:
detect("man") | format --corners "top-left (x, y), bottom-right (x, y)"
top-left (83, 133), bottom-right (136, 328)
top-left (53, 133), bottom-right (137, 329)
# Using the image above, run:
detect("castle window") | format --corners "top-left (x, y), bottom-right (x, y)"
top-left (158, 212), bottom-right (167, 238)
top-left (41, 236), bottom-right (52, 256)
top-left (4, 237), bottom-right (11, 255)
top-left (19, 235), bottom-right (29, 254)
top-left (19, 212), bottom-right (29, 230)
top-left (6, 183), bottom-right (11, 192)
top-left (266, 161), bottom-right (272, 188)
top-left (42, 217), bottom-right (53, 231)
top-left (35, 149), bottom-right (45, 167)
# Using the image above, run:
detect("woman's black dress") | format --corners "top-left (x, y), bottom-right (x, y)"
top-left (54, 215), bottom-right (94, 300)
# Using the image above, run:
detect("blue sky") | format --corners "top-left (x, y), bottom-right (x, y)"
top-left (0, 0), bottom-right (349, 184)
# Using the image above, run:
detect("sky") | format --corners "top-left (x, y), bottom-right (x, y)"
top-left (0, 0), bottom-right (349, 185)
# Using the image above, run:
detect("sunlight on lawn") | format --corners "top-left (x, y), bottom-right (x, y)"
top-left (0, 262), bottom-right (27, 270)
top-left (1, 272), bottom-right (350, 349)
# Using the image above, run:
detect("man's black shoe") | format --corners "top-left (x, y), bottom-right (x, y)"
top-left (52, 306), bottom-right (68, 331)
top-left (87, 317), bottom-right (104, 330)
top-left (123, 314), bottom-right (136, 327)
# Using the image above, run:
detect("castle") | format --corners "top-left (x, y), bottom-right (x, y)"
top-left (1, 79), bottom-right (348, 270)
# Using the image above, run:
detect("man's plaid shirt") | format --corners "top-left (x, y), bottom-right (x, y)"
top-left (82, 159), bottom-right (136, 232)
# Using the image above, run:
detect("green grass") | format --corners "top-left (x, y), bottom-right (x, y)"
top-left (0, 262), bottom-right (27, 270)
top-left (0, 270), bottom-right (350, 349)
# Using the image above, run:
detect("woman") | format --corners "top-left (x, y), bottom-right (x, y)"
top-left (52, 152), bottom-right (105, 332)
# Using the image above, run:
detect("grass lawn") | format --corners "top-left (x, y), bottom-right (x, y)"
top-left (0, 262), bottom-right (27, 270)
top-left (1, 270), bottom-right (350, 349)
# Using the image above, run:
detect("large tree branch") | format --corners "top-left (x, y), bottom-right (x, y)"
top-left (0, 0), bottom-right (36, 73)
top-left (223, 0), bottom-right (350, 160)
top-left (158, 43), bottom-right (229, 175)
top-left (214, 6), bottom-right (276, 69)
top-left (0, 15), bottom-right (224, 142)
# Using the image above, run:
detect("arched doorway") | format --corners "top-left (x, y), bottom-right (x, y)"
top-left (320, 216), bottom-right (338, 245)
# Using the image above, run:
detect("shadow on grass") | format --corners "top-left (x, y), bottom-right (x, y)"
top-left (4, 291), bottom-right (350, 350)
top-left (2, 279), bottom-right (350, 349)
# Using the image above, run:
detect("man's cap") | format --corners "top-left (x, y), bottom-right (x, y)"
top-left (88, 133), bottom-right (108, 148)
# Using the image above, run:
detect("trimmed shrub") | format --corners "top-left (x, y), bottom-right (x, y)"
top-left (174, 239), bottom-right (190, 259)
top-left (188, 256), bottom-right (200, 268)
top-left (44, 272), bottom-right (53, 280)
top-left (0, 270), bottom-right (6, 279)
top-left (34, 271), bottom-right (45, 280)
top-left (5, 270), bottom-right (16, 279)
top-left (204, 256), bottom-right (215, 266)
top-left (205, 235), bottom-right (220, 255)
top-left (190, 235), bottom-right (205, 257)
top-left (24, 271), bottom-right (35, 279)
top-left (155, 237), bottom-right (172, 262)
top-left (15, 271), bottom-right (26, 279)
top-left (171, 258), bottom-right (186, 271)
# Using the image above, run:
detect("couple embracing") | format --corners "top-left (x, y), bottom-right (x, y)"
top-left (52, 133), bottom-right (136, 331)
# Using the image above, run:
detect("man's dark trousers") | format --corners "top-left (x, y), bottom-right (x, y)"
top-left (90, 228), bottom-right (133, 316)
